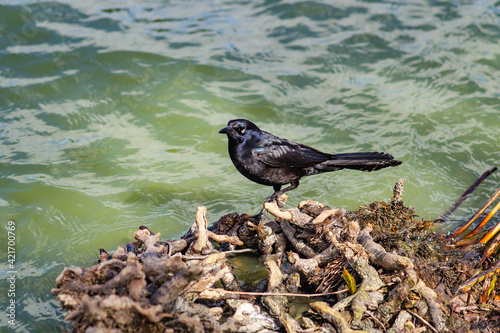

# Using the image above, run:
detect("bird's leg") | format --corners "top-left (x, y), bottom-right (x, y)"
top-left (256, 181), bottom-right (299, 218)
top-left (262, 185), bottom-right (282, 207)
top-left (256, 185), bottom-right (282, 217)
top-left (266, 181), bottom-right (299, 207)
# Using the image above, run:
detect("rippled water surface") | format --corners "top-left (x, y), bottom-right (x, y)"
top-left (1, 0), bottom-right (500, 331)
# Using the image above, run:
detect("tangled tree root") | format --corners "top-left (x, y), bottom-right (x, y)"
top-left (53, 179), bottom-right (500, 332)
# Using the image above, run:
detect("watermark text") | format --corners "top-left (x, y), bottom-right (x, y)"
top-left (6, 221), bottom-right (16, 326)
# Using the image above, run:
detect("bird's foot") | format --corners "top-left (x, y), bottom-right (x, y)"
top-left (253, 194), bottom-right (288, 220)
top-left (263, 193), bottom-right (288, 209)
top-left (253, 196), bottom-right (277, 220)
top-left (263, 196), bottom-right (279, 210)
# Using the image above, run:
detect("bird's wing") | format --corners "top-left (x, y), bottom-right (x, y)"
top-left (252, 138), bottom-right (331, 168)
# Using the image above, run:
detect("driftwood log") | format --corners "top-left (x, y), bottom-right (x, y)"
top-left (53, 179), bottom-right (500, 332)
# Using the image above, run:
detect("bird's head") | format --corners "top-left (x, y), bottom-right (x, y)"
top-left (219, 119), bottom-right (260, 143)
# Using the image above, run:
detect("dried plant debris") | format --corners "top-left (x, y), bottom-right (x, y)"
top-left (53, 179), bottom-right (500, 333)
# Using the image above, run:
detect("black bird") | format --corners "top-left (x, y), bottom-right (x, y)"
top-left (219, 119), bottom-right (402, 203)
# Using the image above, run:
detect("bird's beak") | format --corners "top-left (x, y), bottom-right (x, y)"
top-left (219, 126), bottom-right (231, 134)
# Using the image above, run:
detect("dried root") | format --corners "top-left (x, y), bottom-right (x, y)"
top-left (53, 180), bottom-right (500, 332)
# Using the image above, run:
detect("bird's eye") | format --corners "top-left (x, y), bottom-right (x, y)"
top-left (237, 127), bottom-right (246, 135)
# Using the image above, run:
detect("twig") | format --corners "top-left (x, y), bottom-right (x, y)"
top-left (181, 248), bottom-right (257, 261)
top-left (182, 255), bottom-right (210, 260)
top-left (208, 230), bottom-right (244, 246)
top-left (466, 197), bottom-right (500, 239)
top-left (391, 178), bottom-right (406, 205)
top-left (438, 166), bottom-right (497, 223)
top-left (451, 184), bottom-right (500, 239)
top-left (191, 206), bottom-right (212, 254)
top-left (367, 311), bottom-right (385, 331)
top-left (407, 310), bottom-right (438, 333)
top-left (459, 305), bottom-right (478, 311)
top-left (481, 229), bottom-right (500, 260)
top-left (456, 259), bottom-right (500, 293)
top-left (222, 248), bottom-right (258, 255)
top-left (205, 287), bottom-right (349, 298)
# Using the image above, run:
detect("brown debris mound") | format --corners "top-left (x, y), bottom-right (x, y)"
top-left (53, 179), bottom-right (500, 333)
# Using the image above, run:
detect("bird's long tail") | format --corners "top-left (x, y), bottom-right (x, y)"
top-left (320, 152), bottom-right (402, 172)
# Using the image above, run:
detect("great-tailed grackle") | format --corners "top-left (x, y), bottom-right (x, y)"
top-left (219, 119), bottom-right (402, 202)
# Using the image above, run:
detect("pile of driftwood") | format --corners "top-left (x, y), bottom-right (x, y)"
top-left (53, 179), bottom-right (500, 332)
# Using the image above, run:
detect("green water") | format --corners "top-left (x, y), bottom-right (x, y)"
top-left (1, 0), bottom-right (499, 331)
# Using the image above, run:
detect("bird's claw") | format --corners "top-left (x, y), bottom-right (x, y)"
top-left (263, 196), bottom-right (279, 208)
top-left (253, 195), bottom-right (280, 219)
top-left (263, 193), bottom-right (287, 209)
